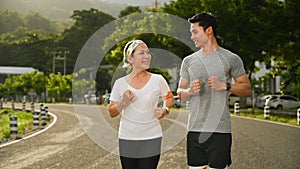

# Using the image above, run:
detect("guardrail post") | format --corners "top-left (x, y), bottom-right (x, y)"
top-left (31, 102), bottom-right (34, 112)
top-left (45, 105), bottom-right (49, 120)
top-left (40, 103), bottom-right (44, 111)
top-left (186, 101), bottom-right (190, 110)
top-left (11, 100), bottom-right (14, 110)
top-left (22, 101), bottom-right (26, 111)
top-left (234, 102), bottom-right (240, 115)
top-left (10, 115), bottom-right (18, 139)
top-left (297, 108), bottom-right (300, 125)
top-left (264, 105), bottom-right (270, 119)
top-left (33, 111), bottom-right (39, 129)
top-left (40, 105), bottom-right (47, 126)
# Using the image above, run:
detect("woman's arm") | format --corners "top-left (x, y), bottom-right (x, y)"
top-left (164, 91), bottom-right (174, 110)
top-left (156, 91), bottom-right (174, 119)
top-left (108, 101), bottom-right (126, 118)
top-left (108, 90), bottom-right (134, 118)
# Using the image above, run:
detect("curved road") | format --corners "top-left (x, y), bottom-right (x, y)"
top-left (0, 104), bottom-right (299, 169)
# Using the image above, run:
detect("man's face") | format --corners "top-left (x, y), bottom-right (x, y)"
top-left (190, 22), bottom-right (210, 48)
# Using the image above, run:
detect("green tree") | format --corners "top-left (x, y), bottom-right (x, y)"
top-left (0, 10), bottom-right (24, 34)
top-left (103, 11), bottom-right (192, 93)
top-left (0, 27), bottom-right (51, 43)
top-left (1, 40), bottom-right (53, 71)
top-left (3, 74), bottom-right (27, 99)
top-left (56, 8), bottom-right (115, 74)
top-left (0, 83), bottom-right (6, 97)
top-left (160, 0), bottom-right (203, 19)
top-left (24, 13), bottom-right (57, 34)
top-left (118, 6), bottom-right (142, 18)
top-left (274, 0), bottom-right (300, 96)
top-left (162, 0), bottom-right (299, 96)
top-left (30, 71), bottom-right (46, 95)
top-left (46, 73), bottom-right (73, 102)
top-left (2, 71), bottom-right (46, 101)
top-left (72, 68), bottom-right (96, 103)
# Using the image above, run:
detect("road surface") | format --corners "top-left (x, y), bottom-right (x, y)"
top-left (0, 104), bottom-right (299, 169)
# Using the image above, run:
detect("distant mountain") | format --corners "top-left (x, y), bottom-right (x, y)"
top-left (100, 0), bottom-right (171, 6)
top-left (0, 0), bottom-right (172, 20)
top-left (0, 0), bottom-right (123, 20)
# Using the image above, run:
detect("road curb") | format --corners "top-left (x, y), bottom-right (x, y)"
top-left (0, 111), bottom-right (57, 148)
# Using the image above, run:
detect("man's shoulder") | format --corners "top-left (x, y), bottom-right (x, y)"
top-left (218, 47), bottom-right (238, 57)
top-left (183, 51), bottom-right (199, 62)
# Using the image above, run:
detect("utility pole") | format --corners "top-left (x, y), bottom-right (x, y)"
top-left (52, 50), bottom-right (69, 75)
top-left (154, 0), bottom-right (159, 11)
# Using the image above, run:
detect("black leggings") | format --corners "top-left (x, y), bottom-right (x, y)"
top-left (120, 155), bottom-right (160, 169)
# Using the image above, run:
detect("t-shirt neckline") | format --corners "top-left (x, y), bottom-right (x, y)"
top-left (124, 74), bottom-right (153, 91)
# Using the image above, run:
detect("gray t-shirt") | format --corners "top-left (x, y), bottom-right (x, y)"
top-left (180, 47), bottom-right (245, 133)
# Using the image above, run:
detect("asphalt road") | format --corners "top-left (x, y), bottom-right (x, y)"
top-left (0, 104), bottom-right (299, 169)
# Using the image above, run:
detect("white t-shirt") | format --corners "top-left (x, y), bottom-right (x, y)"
top-left (110, 73), bottom-right (170, 140)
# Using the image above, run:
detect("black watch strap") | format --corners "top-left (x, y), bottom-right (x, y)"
top-left (226, 82), bottom-right (231, 91)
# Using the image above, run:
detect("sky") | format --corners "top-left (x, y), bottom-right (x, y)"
top-left (0, 0), bottom-right (173, 19)
top-left (100, 0), bottom-right (172, 6)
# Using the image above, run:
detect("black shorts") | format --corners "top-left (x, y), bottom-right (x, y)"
top-left (187, 132), bottom-right (232, 168)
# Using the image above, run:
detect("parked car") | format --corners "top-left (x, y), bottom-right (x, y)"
top-left (256, 94), bottom-right (300, 109)
top-left (228, 93), bottom-right (254, 107)
top-left (269, 95), bottom-right (300, 109)
top-left (84, 94), bottom-right (98, 104)
top-left (255, 95), bottom-right (272, 108)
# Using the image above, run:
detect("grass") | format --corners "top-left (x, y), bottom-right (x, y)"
top-left (172, 107), bottom-right (299, 126)
top-left (0, 109), bottom-right (33, 139)
top-left (230, 108), bottom-right (299, 126)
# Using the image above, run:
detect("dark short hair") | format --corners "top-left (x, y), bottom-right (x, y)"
top-left (188, 12), bottom-right (217, 37)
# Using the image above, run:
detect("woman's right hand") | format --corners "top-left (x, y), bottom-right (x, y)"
top-left (121, 90), bottom-right (134, 104)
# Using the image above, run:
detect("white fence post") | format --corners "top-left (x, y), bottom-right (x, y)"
top-left (234, 102), bottom-right (240, 115)
top-left (22, 101), bottom-right (26, 111)
top-left (10, 115), bottom-right (18, 139)
top-left (33, 111), bottom-right (39, 129)
top-left (264, 105), bottom-right (270, 119)
top-left (297, 108), bottom-right (300, 125)
top-left (31, 102), bottom-right (35, 112)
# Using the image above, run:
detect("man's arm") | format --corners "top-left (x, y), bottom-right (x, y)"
top-left (230, 74), bottom-right (252, 97)
top-left (207, 74), bottom-right (252, 97)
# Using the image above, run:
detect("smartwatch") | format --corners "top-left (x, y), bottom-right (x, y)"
top-left (164, 107), bottom-right (170, 115)
top-left (226, 82), bottom-right (231, 91)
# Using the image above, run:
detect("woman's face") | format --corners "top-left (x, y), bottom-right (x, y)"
top-left (129, 43), bottom-right (151, 70)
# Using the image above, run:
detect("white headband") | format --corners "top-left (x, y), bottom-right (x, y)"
top-left (122, 40), bottom-right (145, 68)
